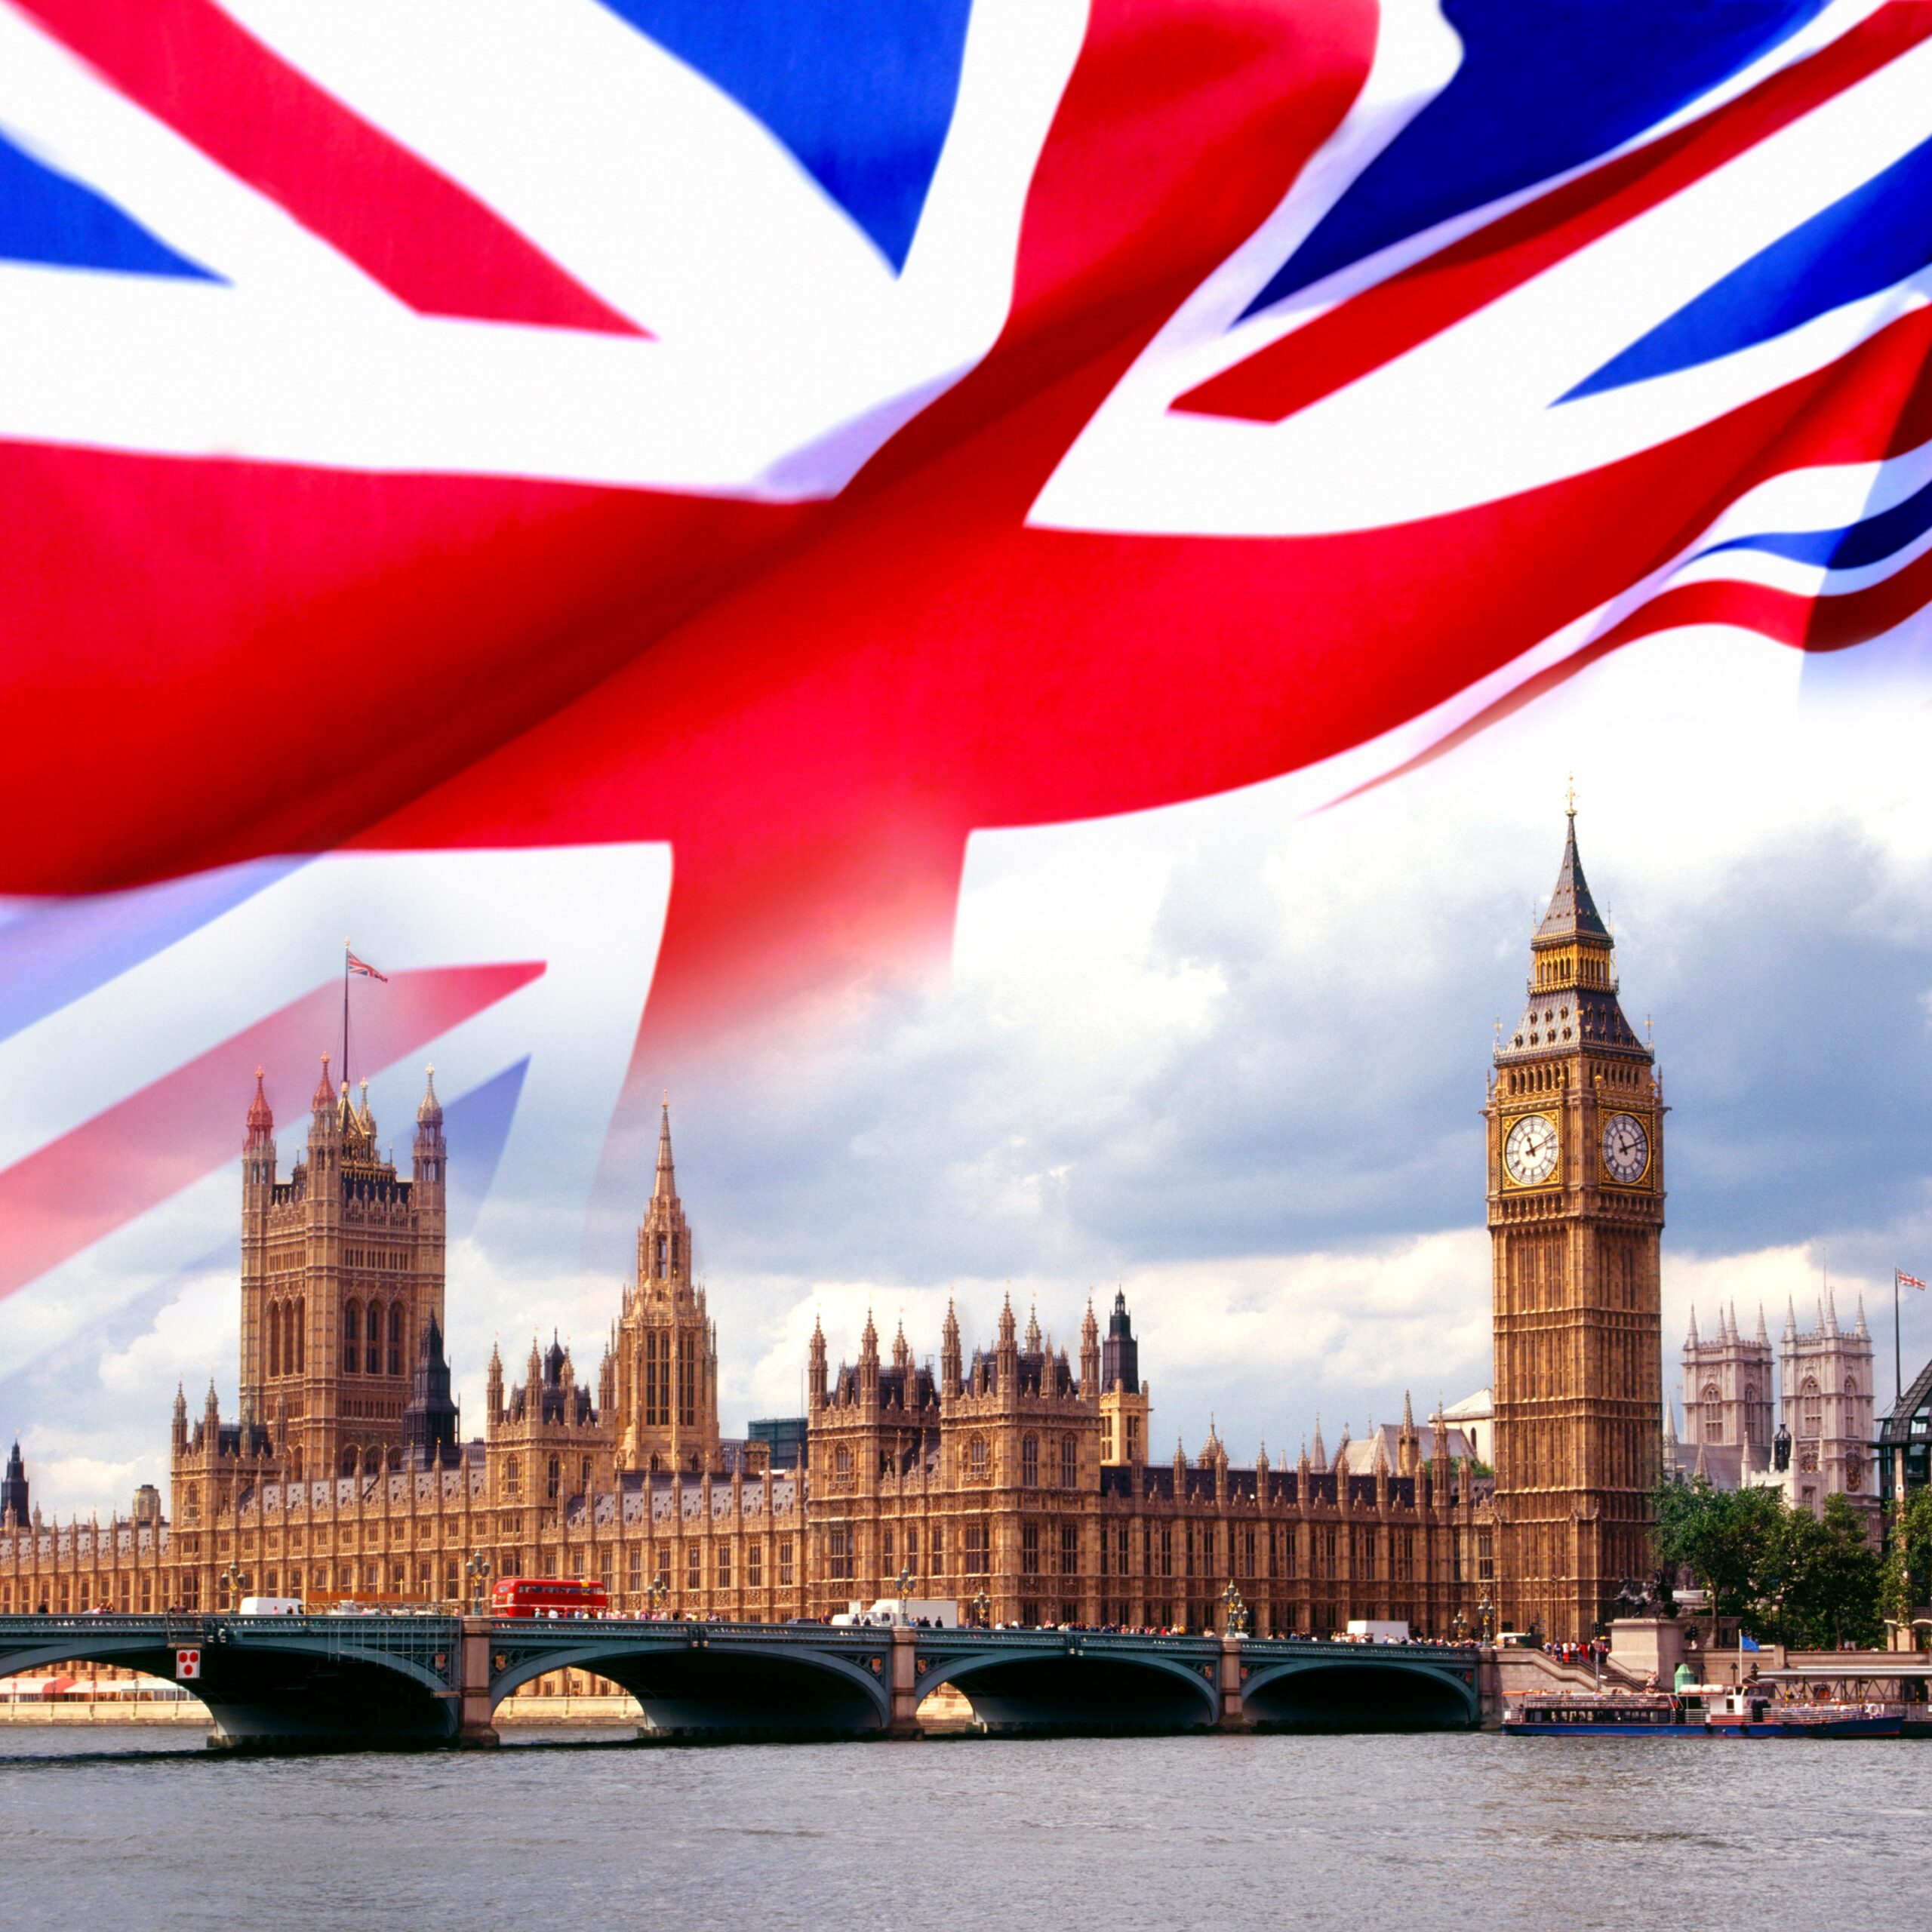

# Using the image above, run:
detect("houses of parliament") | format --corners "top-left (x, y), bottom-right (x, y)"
top-left (0, 811), bottom-right (1666, 1646)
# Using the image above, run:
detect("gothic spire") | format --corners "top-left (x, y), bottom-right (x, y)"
top-left (653, 1094), bottom-right (677, 1204)
top-left (1535, 798), bottom-right (1611, 943)
top-left (246, 1066), bottom-right (273, 1146)
top-left (311, 1051), bottom-right (334, 1111)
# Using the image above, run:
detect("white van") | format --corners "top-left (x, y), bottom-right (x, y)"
top-left (238, 1596), bottom-right (303, 1616)
top-left (1345, 1618), bottom-right (1411, 1643)
top-left (831, 1598), bottom-right (960, 1629)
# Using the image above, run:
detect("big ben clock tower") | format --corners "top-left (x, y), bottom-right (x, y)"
top-left (1487, 802), bottom-right (1664, 1644)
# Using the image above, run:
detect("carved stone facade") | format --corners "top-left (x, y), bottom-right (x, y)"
top-left (1487, 808), bottom-right (1665, 1645)
top-left (0, 1079), bottom-right (1495, 1634)
top-left (240, 1058), bottom-right (448, 1483)
top-left (1666, 1294), bottom-right (1876, 1518)
top-left (806, 1295), bottom-right (1491, 1635)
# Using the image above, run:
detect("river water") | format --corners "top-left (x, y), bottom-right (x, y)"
top-left (2, 1724), bottom-right (1921, 1932)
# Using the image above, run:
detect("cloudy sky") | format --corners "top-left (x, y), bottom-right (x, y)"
top-left (5, 619), bottom-right (1930, 1518)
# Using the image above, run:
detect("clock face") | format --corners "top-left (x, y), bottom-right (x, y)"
top-left (1503, 1113), bottom-right (1560, 1186)
top-left (1601, 1112), bottom-right (1651, 1184)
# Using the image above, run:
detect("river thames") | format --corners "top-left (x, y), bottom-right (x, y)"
top-left (2, 1725), bottom-right (1924, 1932)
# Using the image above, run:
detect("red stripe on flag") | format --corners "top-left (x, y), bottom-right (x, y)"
top-left (0, 961), bottom-right (543, 1300)
top-left (20, 0), bottom-right (648, 337)
top-left (1174, 2), bottom-right (1932, 424)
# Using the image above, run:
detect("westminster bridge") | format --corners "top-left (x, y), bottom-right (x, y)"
top-left (0, 1614), bottom-right (1483, 1749)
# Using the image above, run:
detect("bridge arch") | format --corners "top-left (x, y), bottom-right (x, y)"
top-left (0, 1623), bottom-right (459, 1748)
top-left (488, 1635), bottom-right (892, 1739)
top-left (1240, 1655), bottom-right (1478, 1731)
top-left (913, 1643), bottom-right (1220, 1734)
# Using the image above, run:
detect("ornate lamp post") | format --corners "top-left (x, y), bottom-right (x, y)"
top-left (893, 1564), bottom-right (915, 1623)
top-left (1220, 1579), bottom-right (1249, 1637)
top-left (1478, 1592), bottom-right (1496, 1644)
top-left (464, 1549), bottom-right (492, 1615)
top-left (644, 1578), bottom-right (668, 1620)
top-left (220, 1561), bottom-right (248, 1611)
top-left (1452, 1607), bottom-right (1469, 1644)
top-left (971, 1589), bottom-right (992, 1629)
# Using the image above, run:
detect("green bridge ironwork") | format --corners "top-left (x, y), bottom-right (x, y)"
top-left (0, 1614), bottom-right (1481, 1750)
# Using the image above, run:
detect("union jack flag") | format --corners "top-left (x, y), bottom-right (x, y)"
top-left (2, 0), bottom-right (1930, 1349)
top-left (1900, 1272), bottom-right (1927, 1293)
top-left (346, 950), bottom-right (388, 984)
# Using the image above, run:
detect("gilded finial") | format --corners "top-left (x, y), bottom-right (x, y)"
top-left (1565, 771), bottom-right (1577, 817)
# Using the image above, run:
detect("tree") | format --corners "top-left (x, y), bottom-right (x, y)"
top-left (1766, 1496), bottom-right (1881, 1650)
top-left (1651, 1478), bottom-right (1783, 1625)
top-left (1878, 1487), bottom-right (1932, 1631)
top-left (1652, 1478), bottom-right (1881, 1647)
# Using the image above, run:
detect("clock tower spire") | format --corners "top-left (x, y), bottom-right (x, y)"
top-left (1487, 800), bottom-right (1664, 1644)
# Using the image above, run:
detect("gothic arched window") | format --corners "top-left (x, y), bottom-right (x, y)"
top-left (1801, 1377), bottom-right (1823, 1435)
top-left (1022, 1435), bottom-right (1039, 1487)
top-left (389, 1303), bottom-right (404, 1377)
top-left (1743, 1384), bottom-right (1758, 1441)
top-left (546, 1454), bottom-right (561, 1501)
top-left (343, 1300), bottom-right (361, 1376)
top-left (833, 1444), bottom-right (852, 1480)
top-left (580, 1457), bottom-right (592, 1496)
top-left (1061, 1435), bottom-right (1078, 1489)
top-left (293, 1298), bottom-right (304, 1374)
top-left (1701, 1384), bottom-right (1722, 1443)
top-left (341, 1450), bottom-right (357, 1478)
top-left (504, 1456), bottom-right (521, 1497)
top-left (367, 1301), bottom-right (383, 1374)
top-left (268, 1306), bottom-right (281, 1380)
top-left (969, 1435), bottom-right (987, 1478)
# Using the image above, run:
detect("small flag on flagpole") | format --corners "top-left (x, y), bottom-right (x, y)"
top-left (1900, 1270), bottom-right (1927, 1293)
top-left (346, 950), bottom-right (389, 983)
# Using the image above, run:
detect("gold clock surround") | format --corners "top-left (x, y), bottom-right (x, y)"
top-left (1598, 1109), bottom-right (1654, 1189)
top-left (1500, 1109), bottom-right (1561, 1189)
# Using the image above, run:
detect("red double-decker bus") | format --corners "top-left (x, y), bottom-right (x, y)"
top-left (491, 1577), bottom-right (608, 1619)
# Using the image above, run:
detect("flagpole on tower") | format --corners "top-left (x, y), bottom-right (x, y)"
top-left (342, 939), bottom-right (352, 1095)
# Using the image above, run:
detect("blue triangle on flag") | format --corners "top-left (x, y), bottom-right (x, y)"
top-left (1241, 0), bottom-right (1829, 318)
top-left (597, 0), bottom-right (971, 273)
top-left (0, 131), bottom-right (218, 281)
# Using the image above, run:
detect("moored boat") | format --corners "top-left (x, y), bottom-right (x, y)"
top-left (1503, 1691), bottom-right (1704, 1737)
top-left (1504, 1686), bottom-right (1903, 1737)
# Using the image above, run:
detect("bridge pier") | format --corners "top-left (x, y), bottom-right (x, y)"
top-left (456, 1617), bottom-right (500, 1748)
top-left (1217, 1635), bottom-right (1253, 1733)
top-left (1476, 1644), bottom-right (1503, 1727)
top-left (888, 1627), bottom-right (923, 1740)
